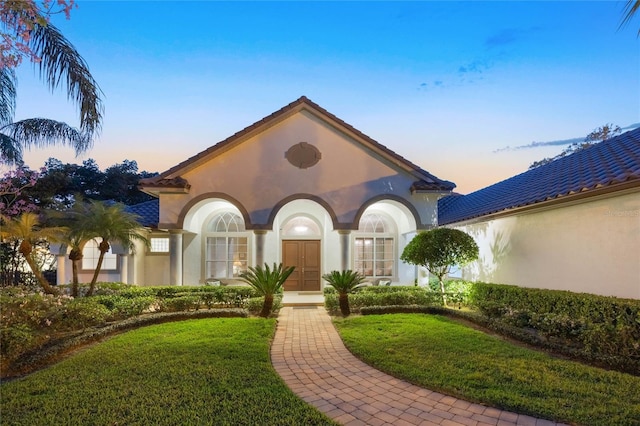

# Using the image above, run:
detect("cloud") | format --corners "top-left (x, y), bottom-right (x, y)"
top-left (493, 123), bottom-right (640, 153)
top-left (493, 137), bottom-right (583, 153)
top-left (485, 27), bottom-right (540, 49)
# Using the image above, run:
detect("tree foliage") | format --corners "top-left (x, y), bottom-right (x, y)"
top-left (72, 201), bottom-right (148, 296)
top-left (322, 270), bottom-right (366, 317)
top-left (240, 263), bottom-right (295, 317)
top-left (0, 212), bottom-right (66, 294)
top-left (401, 228), bottom-right (478, 303)
top-left (529, 124), bottom-right (622, 169)
top-left (0, 1), bottom-right (103, 165)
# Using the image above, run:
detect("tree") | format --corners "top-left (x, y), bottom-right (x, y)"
top-left (322, 270), bottom-right (366, 317)
top-left (240, 263), bottom-right (295, 317)
top-left (0, 1), bottom-right (103, 165)
top-left (529, 124), bottom-right (622, 169)
top-left (46, 202), bottom-right (94, 296)
top-left (76, 201), bottom-right (148, 296)
top-left (0, 212), bottom-right (65, 294)
top-left (401, 228), bottom-right (478, 305)
top-left (620, 0), bottom-right (640, 36)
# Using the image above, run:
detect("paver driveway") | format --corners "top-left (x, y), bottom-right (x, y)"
top-left (270, 306), bottom-right (569, 426)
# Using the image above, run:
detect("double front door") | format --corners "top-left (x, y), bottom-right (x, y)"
top-left (282, 240), bottom-right (321, 291)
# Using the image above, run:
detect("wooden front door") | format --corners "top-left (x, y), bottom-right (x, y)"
top-left (282, 240), bottom-right (321, 291)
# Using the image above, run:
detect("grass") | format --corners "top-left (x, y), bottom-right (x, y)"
top-left (333, 313), bottom-right (640, 426)
top-left (1, 318), bottom-right (337, 426)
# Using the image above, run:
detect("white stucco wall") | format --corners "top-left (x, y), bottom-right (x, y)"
top-left (454, 190), bottom-right (640, 299)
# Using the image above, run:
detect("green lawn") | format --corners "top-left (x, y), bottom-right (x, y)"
top-left (334, 313), bottom-right (640, 426)
top-left (1, 318), bottom-right (337, 426)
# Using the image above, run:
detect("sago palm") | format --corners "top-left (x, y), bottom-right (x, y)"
top-left (76, 201), bottom-right (148, 296)
top-left (0, 22), bottom-right (103, 164)
top-left (240, 263), bottom-right (295, 317)
top-left (322, 270), bottom-right (366, 317)
top-left (0, 213), bottom-right (66, 294)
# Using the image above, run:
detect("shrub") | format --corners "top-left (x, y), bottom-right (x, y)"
top-left (469, 282), bottom-right (640, 368)
top-left (246, 295), bottom-right (282, 316)
top-left (93, 295), bottom-right (157, 320)
top-left (324, 287), bottom-right (445, 315)
top-left (0, 323), bottom-right (38, 357)
top-left (51, 299), bottom-right (111, 330)
top-left (158, 295), bottom-right (201, 312)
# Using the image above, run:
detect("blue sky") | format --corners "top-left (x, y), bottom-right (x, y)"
top-left (14, 1), bottom-right (640, 194)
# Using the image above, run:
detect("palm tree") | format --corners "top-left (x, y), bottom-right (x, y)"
top-left (46, 203), bottom-right (97, 297)
top-left (0, 22), bottom-right (103, 165)
top-left (322, 270), bottom-right (366, 317)
top-left (0, 213), bottom-right (66, 294)
top-left (77, 201), bottom-right (148, 296)
top-left (240, 263), bottom-right (295, 317)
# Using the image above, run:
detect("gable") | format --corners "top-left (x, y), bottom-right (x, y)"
top-left (140, 96), bottom-right (454, 194)
top-left (138, 97), bottom-right (455, 228)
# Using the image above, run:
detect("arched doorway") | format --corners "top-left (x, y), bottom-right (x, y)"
top-left (281, 215), bottom-right (322, 291)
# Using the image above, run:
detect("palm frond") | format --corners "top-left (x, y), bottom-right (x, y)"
top-left (0, 132), bottom-right (22, 165)
top-left (619, 0), bottom-right (640, 36)
top-left (322, 270), bottom-right (366, 294)
top-left (3, 118), bottom-right (90, 154)
top-left (29, 22), bottom-right (104, 137)
top-left (0, 67), bottom-right (16, 127)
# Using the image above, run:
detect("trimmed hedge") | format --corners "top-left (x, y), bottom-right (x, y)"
top-left (324, 287), bottom-right (464, 315)
top-left (469, 283), bottom-right (640, 373)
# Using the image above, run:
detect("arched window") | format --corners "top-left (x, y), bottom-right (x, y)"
top-left (204, 212), bottom-right (248, 279)
top-left (82, 239), bottom-right (117, 270)
top-left (354, 213), bottom-right (395, 279)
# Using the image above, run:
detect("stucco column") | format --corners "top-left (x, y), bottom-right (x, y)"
top-left (169, 230), bottom-right (183, 286)
top-left (56, 254), bottom-right (66, 286)
top-left (119, 254), bottom-right (129, 284)
top-left (49, 243), bottom-right (67, 286)
top-left (254, 230), bottom-right (267, 267)
top-left (338, 230), bottom-right (351, 271)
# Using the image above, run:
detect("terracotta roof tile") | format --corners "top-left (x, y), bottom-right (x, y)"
top-left (438, 128), bottom-right (640, 225)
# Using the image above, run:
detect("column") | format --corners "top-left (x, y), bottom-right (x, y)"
top-left (56, 254), bottom-right (66, 286)
top-left (49, 243), bottom-right (67, 286)
top-left (254, 230), bottom-right (267, 267)
top-left (119, 254), bottom-right (129, 284)
top-left (338, 230), bottom-right (351, 271)
top-left (169, 230), bottom-right (183, 286)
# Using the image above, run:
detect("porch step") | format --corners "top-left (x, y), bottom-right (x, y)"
top-left (282, 292), bottom-right (325, 307)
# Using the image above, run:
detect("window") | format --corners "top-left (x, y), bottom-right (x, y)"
top-left (205, 212), bottom-right (249, 279)
top-left (149, 237), bottom-right (169, 253)
top-left (354, 213), bottom-right (395, 279)
top-left (82, 239), bottom-right (117, 270)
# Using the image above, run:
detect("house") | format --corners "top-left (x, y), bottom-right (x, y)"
top-left (54, 97), bottom-right (455, 290)
top-left (438, 128), bottom-right (640, 299)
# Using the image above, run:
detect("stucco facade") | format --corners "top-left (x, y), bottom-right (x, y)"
top-left (450, 190), bottom-right (640, 299)
top-left (132, 97), bottom-right (453, 289)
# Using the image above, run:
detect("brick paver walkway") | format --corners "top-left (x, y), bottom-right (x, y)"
top-left (271, 306), bottom-right (569, 426)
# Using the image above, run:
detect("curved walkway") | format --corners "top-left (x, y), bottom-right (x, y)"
top-left (270, 306), bottom-right (568, 426)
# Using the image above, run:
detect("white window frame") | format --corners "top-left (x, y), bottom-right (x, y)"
top-left (353, 212), bottom-right (396, 280)
top-left (203, 211), bottom-right (250, 279)
top-left (149, 236), bottom-right (170, 253)
top-left (81, 238), bottom-right (118, 271)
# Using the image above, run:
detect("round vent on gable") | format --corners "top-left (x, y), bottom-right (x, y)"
top-left (285, 142), bottom-right (322, 169)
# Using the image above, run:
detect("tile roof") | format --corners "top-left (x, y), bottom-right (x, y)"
top-left (125, 199), bottom-right (159, 228)
top-left (438, 128), bottom-right (640, 225)
top-left (139, 96), bottom-right (455, 192)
